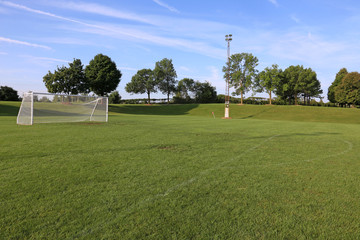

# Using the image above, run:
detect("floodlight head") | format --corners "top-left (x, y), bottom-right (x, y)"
top-left (225, 34), bottom-right (233, 42)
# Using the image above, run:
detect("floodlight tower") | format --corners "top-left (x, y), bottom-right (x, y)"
top-left (224, 34), bottom-right (232, 119)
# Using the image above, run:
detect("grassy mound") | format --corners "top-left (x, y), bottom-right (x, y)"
top-left (3, 101), bottom-right (360, 124)
top-left (109, 103), bottom-right (360, 124)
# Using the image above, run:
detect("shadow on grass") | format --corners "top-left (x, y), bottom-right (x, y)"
top-left (0, 103), bottom-right (19, 116)
top-left (109, 104), bottom-right (200, 115)
top-left (240, 106), bottom-right (273, 119)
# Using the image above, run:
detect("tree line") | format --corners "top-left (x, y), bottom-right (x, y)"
top-left (5, 52), bottom-right (358, 107)
top-left (42, 54), bottom-right (217, 104)
top-left (223, 53), bottom-right (323, 105)
top-left (125, 58), bottom-right (217, 104)
top-left (327, 68), bottom-right (360, 107)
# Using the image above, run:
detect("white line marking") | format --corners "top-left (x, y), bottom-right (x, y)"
top-left (72, 134), bottom-right (279, 238)
top-left (73, 136), bottom-right (353, 238)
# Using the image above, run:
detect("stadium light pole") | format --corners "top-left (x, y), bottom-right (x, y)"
top-left (224, 34), bottom-right (232, 119)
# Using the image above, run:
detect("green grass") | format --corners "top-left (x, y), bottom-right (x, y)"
top-left (1, 102), bottom-right (360, 239)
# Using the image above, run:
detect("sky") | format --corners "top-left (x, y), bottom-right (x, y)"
top-left (1, 0), bottom-right (360, 101)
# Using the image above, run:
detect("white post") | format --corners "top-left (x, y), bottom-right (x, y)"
top-left (106, 97), bottom-right (108, 122)
top-left (90, 98), bottom-right (99, 121)
top-left (30, 92), bottom-right (34, 125)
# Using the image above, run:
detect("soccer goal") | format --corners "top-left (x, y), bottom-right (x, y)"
top-left (17, 92), bottom-right (108, 125)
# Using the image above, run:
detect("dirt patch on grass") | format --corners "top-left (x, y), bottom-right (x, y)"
top-left (156, 145), bottom-right (177, 150)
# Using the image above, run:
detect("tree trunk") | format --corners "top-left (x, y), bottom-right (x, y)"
top-left (294, 92), bottom-right (298, 105)
top-left (240, 80), bottom-right (244, 104)
top-left (147, 91), bottom-right (151, 105)
top-left (269, 91), bottom-right (272, 105)
top-left (167, 92), bottom-right (170, 104)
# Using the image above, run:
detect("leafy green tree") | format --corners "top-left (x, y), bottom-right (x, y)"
top-left (280, 65), bottom-right (304, 105)
top-left (255, 64), bottom-right (282, 105)
top-left (85, 54), bottom-right (122, 96)
top-left (298, 68), bottom-right (322, 105)
top-left (109, 91), bottom-right (121, 104)
top-left (175, 78), bottom-right (195, 103)
top-left (154, 58), bottom-right (177, 104)
top-left (193, 81), bottom-right (217, 103)
top-left (43, 59), bottom-right (88, 94)
top-left (125, 68), bottom-right (156, 104)
top-left (0, 86), bottom-right (19, 101)
top-left (222, 53), bottom-right (258, 104)
top-left (328, 68), bottom-right (348, 103)
top-left (335, 72), bottom-right (360, 107)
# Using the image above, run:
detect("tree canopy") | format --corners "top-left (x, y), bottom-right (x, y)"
top-left (43, 59), bottom-right (88, 95)
top-left (174, 78), bottom-right (195, 103)
top-left (335, 72), bottom-right (360, 106)
top-left (194, 81), bottom-right (217, 103)
top-left (328, 68), bottom-right (348, 103)
top-left (125, 68), bottom-right (156, 104)
top-left (0, 86), bottom-right (19, 101)
top-left (255, 64), bottom-right (282, 105)
top-left (276, 65), bottom-right (322, 105)
top-left (85, 54), bottom-right (122, 96)
top-left (298, 67), bottom-right (322, 104)
top-left (154, 58), bottom-right (177, 104)
top-left (109, 91), bottom-right (121, 104)
top-left (223, 53), bottom-right (258, 104)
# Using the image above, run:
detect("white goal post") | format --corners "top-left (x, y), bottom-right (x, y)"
top-left (17, 92), bottom-right (108, 125)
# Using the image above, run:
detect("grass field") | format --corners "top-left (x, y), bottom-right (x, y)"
top-left (1, 102), bottom-right (360, 239)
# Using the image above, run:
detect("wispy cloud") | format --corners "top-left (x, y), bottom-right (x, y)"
top-left (0, 51), bottom-right (7, 55)
top-left (40, 37), bottom-right (96, 46)
top-left (268, 0), bottom-right (279, 7)
top-left (152, 0), bottom-right (179, 13)
top-left (119, 67), bottom-right (138, 71)
top-left (1, 1), bottom-right (225, 59)
top-left (29, 56), bottom-right (70, 63)
top-left (0, 36), bottom-right (51, 50)
top-left (0, 1), bottom-right (86, 25)
top-left (266, 30), bottom-right (348, 68)
top-left (290, 14), bottom-right (300, 23)
top-left (179, 66), bottom-right (191, 72)
top-left (49, 1), bottom-right (155, 24)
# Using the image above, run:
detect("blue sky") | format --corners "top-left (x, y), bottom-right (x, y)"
top-left (1, 0), bottom-right (360, 100)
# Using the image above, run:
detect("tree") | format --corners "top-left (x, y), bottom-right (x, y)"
top-left (0, 86), bottom-right (19, 101)
top-left (255, 64), bottom-right (282, 105)
top-left (193, 81), bottom-right (217, 103)
top-left (280, 65), bottom-right (305, 105)
top-left (109, 91), bottom-right (121, 104)
top-left (154, 58), bottom-right (177, 104)
top-left (328, 68), bottom-right (348, 103)
top-left (43, 59), bottom-right (88, 94)
top-left (175, 78), bottom-right (195, 103)
top-left (85, 54), bottom-right (122, 96)
top-left (125, 68), bottom-right (156, 104)
top-left (335, 72), bottom-right (360, 107)
top-left (298, 68), bottom-right (322, 105)
top-left (223, 53), bottom-right (258, 104)
top-left (278, 65), bottom-right (322, 105)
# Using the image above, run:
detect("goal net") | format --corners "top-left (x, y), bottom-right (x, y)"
top-left (17, 92), bottom-right (108, 125)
